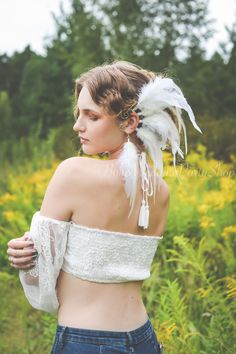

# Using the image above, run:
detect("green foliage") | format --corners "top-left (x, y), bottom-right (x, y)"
top-left (0, 271), bottom-right (50, 354)
top-left (0, 91), bottom-right (12, 138)
top-left (52, 122), bottom-right (79, 160)
top-left (0, 121), bottom-right (55, 173)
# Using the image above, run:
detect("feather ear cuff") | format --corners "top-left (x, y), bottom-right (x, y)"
top-left (118, 76), bottom-right (203, 229)
top-left (117, 135), bottom-right (153, 229)
top-left (135, 76), bottom-right (203, 198)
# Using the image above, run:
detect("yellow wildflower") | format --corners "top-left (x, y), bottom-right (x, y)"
top-left (154, 319), bottom-right (177, 343)
top-left (224, 276), bottom-right (236, 301)
top-left (203, 191), bottom-right (232, 210)
top-left (200, 216), bottom-right (215, 229)
top-left (3, 210), bottom-right (16, 222)
top-left (197, 204), bottom-right (210, 213)
top-left (27, 169), bottom-right (53, 185)
top-left (195, 287), bottom-right (212, 298)
top-left (0, 193), bottom-right (17, 205)
top-left (222, 225), bottom-right (236, 240)
top-left (220, 177), bottom-right (236, 192)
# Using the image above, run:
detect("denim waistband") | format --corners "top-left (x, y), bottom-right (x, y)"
top-left (55, 317), bottom-right (154, 346)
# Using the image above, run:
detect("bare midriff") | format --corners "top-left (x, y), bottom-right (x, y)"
top-left (56, 270), bottom-right (149, 331)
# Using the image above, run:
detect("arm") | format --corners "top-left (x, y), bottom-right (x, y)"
top-left (7, 158), bottom-right (77, 271)
top-left (19, 212), bottom-right (70, 313)
top-left (18, 158), bottom-right (76, 313)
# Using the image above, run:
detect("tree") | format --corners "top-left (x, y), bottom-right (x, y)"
top-left (86, 0), bottom-right (214, 70)
top-left (0, 91), bottom-right (12, 138)
top-left (224, 20), bottom-right (236, 117)
top-left (47, 0), bottom-right (107, 77)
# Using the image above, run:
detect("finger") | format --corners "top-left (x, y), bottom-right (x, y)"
top-left (7, 231), bottom-right (32, 245)
top-left (7, 247), bottom-right (37, 257)
top-left (10, 261), bottom-right (36, 270)
top-left (7, 239), bottom-right (34, 249)
top-left (9, 254), bottom-right (38, 265)
top-left (8, 256), bottom-right (37, 266)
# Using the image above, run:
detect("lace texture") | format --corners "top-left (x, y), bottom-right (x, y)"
top-left (19, 212), bottom-right (70, 313)
top-left (19, 211), bottom-right (163, 314)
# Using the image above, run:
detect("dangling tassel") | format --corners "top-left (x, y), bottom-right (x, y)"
top-left (144, 202), bottom-right (150, 229)
top-left (138, 199), bottom-right (146, 227)
top-left (138, 151), bottom-right (153, 229)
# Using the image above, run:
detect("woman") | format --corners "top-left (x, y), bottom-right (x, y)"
top-left (7, 61), bottom-right (202, 354)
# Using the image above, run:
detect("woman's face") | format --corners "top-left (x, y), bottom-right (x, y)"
top-left (73, 86), bottom-right (125, 158)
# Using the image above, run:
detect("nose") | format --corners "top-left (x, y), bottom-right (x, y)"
top-left (73, 117), bottom-right (86, 133)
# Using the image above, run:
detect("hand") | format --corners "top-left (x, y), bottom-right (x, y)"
top-left (7, 232), bottom-right (38, 270)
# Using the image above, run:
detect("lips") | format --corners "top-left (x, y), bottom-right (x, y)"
top-left (79, 137), bottom-right (89, 141)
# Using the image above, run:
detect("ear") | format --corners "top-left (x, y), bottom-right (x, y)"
top-left (124, 111), bottom-right (140, 134)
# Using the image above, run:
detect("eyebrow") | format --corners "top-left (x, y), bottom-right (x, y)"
top-left (77, 107), bottom-right (101, 115)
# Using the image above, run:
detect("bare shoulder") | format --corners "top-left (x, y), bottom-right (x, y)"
top-left (57, 156), bottom-right (90, 170)
top-left (40, 157), bottom-right (106, 220)
top-left (57, 156), bottom-right (99, 176)
top-left (60, 156), bottom-right (106, 168)
top-left (58, 156), bottom-right (113, 186)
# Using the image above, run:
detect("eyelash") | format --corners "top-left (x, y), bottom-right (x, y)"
top-left (75, 111), bottom-right (99, 121)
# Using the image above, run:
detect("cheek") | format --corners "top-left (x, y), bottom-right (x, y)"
top-left (94, 120), bottom-right (121, 143)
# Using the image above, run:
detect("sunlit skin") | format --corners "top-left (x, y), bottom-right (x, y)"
top-left (73, 86), bottom-right (142, 160)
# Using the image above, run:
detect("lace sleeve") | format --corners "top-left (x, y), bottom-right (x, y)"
top-left (19, 211), bottom-right (71, 314)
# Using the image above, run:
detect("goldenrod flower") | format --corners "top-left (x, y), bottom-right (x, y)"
top-left (3, 210), bottom-right (16, 222)
top-left (222, 225), bottom-right (236, 240)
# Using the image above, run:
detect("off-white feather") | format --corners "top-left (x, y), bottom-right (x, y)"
top-left (134, 76), bottom-right (203, 194)
top-left (117, 140), bottom-right (139, 218)
top-left (138, 77), bottom-right (202, 134)
top-left (118, 76), bottom-right (202, 228)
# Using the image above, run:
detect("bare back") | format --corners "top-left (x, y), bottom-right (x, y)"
top-left (57, 156), bottom-right (169, 331)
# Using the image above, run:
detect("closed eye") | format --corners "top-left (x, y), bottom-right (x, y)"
top-left (75, 107), bottom-right (100, 121)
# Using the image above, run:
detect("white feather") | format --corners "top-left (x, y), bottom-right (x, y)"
top-left (117, 140), bottom-right (139, 218)
top-left (136, 109), bottom-right (187, 193)
top-left (138, 77), bottom-right (203, 134)
top-left (136, 127), bottom-right (164, 202)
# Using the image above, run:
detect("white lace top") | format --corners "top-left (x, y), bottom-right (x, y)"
top-left (19, 211), bottom-right (163, 314)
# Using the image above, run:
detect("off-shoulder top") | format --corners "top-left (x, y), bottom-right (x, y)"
top-left (19, 211), bottom-right (163, 314)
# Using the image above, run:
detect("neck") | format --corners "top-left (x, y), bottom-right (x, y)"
top-left (107, 139), bottom-right (145, 160)
top-left (107, 142), bottom-right (125, 160)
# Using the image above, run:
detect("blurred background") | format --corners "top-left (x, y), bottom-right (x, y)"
top-left (0, 1), bottom-right (235, 353)
top-left (0, 0), bottom-right (235, 164)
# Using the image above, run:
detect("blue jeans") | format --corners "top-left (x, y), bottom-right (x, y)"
top-left (50, 317), bottom-right (164, 353)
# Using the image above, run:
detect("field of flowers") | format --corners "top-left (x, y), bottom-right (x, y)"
top-left (0, 144), bottom-right (235, 353)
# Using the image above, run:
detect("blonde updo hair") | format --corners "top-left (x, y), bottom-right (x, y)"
top-left (74, 60), bottom-right (178, 151)
top-left (74, 61), bottom-right (156, 117)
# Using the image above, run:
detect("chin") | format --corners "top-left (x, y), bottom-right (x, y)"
top-left (81, 145), bottom-right (105, 156)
